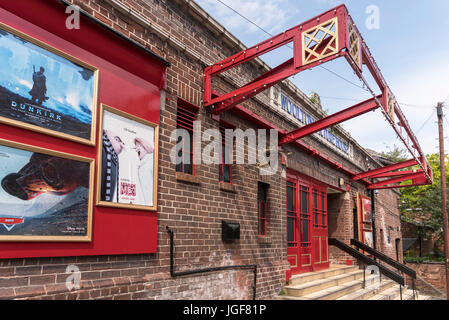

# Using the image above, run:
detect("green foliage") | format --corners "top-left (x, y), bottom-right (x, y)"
top-left (400, 153), bottom-right (449, 243)
top-left (381, 144), bottom-right (408, 163)
top-left (404, 255), bottom-right (445, 263)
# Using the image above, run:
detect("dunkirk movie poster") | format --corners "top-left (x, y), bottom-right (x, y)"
top-left (0, 25), bottom-right (96, 142)
top-left (99, 107), bottom-right (156, 209)
top-left (0, 143), bottom-right (92, 240)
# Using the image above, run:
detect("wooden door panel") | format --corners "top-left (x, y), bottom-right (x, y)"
top-left (287, 171), bottom-right (329, 275)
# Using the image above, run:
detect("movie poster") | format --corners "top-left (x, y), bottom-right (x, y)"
top-left (0, 141), bottom-right (93, 241)
top-left (97, 105), bottom-right (158, 211)
top-left (0, 24), bottom-right (97, 145)
top-left (362, 197), bottom-right (372, 222)
top-left (363, 231), bottom-right (374, 248)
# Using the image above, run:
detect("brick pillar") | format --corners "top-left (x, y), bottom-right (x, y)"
top-left (327, 191), bottom-right (354, 265)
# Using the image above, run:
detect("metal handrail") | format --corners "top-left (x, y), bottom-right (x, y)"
top-left (351, 238), bottom-right (417, 299)
top-left (329, 238), bottom-right (405, 286)
top-left (351, 238), bottom-right (416, 278)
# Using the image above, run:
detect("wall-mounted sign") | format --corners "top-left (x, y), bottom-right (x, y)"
top-left (270, 87), bottom-right (353, 159)
top-left (0, 23), bottom-right (98, 145)
top-left (0, 139), bottom-right (94, 241)
top-left (97, 104), bottom-right (159, 211)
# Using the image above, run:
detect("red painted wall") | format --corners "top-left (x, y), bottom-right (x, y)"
top-left (0, 1), bottom-right (166, 258)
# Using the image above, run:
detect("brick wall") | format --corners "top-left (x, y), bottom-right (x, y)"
top-left (405, 262), bottom-right (447, 298)
top-left (0, 0), bottom-right (403, 300)
top-left (374, 189), bottom-right (403, 262)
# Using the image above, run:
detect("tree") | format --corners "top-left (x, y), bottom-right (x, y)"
top-left (381, 144), bottom-right (408, 163)
top-left (399, 153), bottom-right (449, 254)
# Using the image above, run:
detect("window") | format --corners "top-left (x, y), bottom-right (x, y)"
top-left (219, 122), bottom-right (234, 183)
top-left (313, 189), bottom-right (327, 228)
top-left (300, 186), bottom-right (310, 247)
top-left (287, 181), bottom-right (296, 247)
top-left (258, 182), bottom-right (269, 236)
top-left (176, 99), bottom-right (198, 175)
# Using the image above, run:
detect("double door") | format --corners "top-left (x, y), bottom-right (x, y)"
top-left (287, 171), bottom-right (329, 275)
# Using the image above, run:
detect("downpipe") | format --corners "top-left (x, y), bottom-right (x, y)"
top-left (166, 226), bottom-right (258, 300)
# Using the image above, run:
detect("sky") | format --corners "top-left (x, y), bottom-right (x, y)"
top-left (195, 0), bottom-right (449, 156)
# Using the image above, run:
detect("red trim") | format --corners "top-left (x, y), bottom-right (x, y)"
top-left (0, 3), bottom-right (162, 258)
top-left (219, 122), bottom-right (234, 183)
top-left (258, 200), bottom-right (267, 236)
top-left (176, 103), bottom-right (198, 176)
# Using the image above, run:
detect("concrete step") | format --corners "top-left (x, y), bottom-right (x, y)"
top-left (393, 289), bottom-right (418, 300)
top-left (288, 265), bottom-right (359, 286)
top-left (280, 274), bottom-right (380, 300)
top-left (366, 284), bottom-right (411, 300)
top-left (337, 279), bottom-right (396, 300)
top-left (284, 269), bottom-right (367, 298)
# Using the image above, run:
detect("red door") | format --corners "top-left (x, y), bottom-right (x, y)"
top-left (286, 179), bottom-right (300, 274)
top-left (312, 188), bottom-right (329, 271)
top-left (287, 171), bottom-right (329, 275)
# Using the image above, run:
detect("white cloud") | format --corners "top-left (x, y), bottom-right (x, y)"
top-left (196, 0), bottom-right (298, 36)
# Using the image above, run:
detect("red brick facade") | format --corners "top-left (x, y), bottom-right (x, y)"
top-left (0, 0), bottom-right (403, 300)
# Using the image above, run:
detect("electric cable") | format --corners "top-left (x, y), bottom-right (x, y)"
top-left (320, 95), bottom-right (435, 108)
top-left (415, 109), bottom-right (436, 135)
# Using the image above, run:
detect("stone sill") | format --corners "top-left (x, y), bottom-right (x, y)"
top-left (219, 182), bottom-right (237, 193)
top-left (176, 172), bottom-right (201, 185)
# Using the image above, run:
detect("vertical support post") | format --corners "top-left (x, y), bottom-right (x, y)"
top-left (371, 189), bottom-right (377, 259)
top-left (363, 263), bottom-right (366, 289)
top-left (412, 279), bottom-right (416, 300)
top-left (437, 103), bottom-right (449, 300)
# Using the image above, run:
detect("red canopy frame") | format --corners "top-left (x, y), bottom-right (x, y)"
top-left (202, 4), bottom-right (432, 190)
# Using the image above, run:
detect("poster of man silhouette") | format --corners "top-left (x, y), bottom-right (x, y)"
top-left (97, 105), bottom-right (158, 211)
top-left (0, 23), bottom-right (98, 145)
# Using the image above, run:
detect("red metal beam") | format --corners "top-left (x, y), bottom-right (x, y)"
top-left (368, 182), bottom-right (429, 190)
top-left (211, 58), bottom-right (296, 115)
top-left (369, 170), bottom-right (420, 179)
top-left (367, 172), bottom-right (426, 190)
top-left (203, 5), bottom-right (348, 108)
top-left (203, 4), bottom-right (433, 188)
top-left (278, 95), bottom-right (381, 146)
top-left (351, 159), bottom-right (417, 181)
top-left (226, 96), bottom-right (372, 185)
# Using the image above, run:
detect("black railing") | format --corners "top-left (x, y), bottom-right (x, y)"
top-left (350, 238), bottom-right (417, 299)
top-left (329, 238), bottom-right (405, 292)
top-left (166, 226), bottom-right (258, 300)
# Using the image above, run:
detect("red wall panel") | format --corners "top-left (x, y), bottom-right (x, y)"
top-left (0, 1), bottom-right (165, 258)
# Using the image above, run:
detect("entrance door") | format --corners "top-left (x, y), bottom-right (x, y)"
top-left (286, 171), bottom-right (329, 275)
top-left (312, 188), bottom-right (329, 271)
top-left (286, 179), bottom-right (300, 274)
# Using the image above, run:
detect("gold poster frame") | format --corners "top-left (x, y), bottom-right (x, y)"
top-left (0, 22), bottom-right (99, 146)
top-left (0, 138), bottom-right (94, 242)
top-left (96, 104), bottom-right (159, 212)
